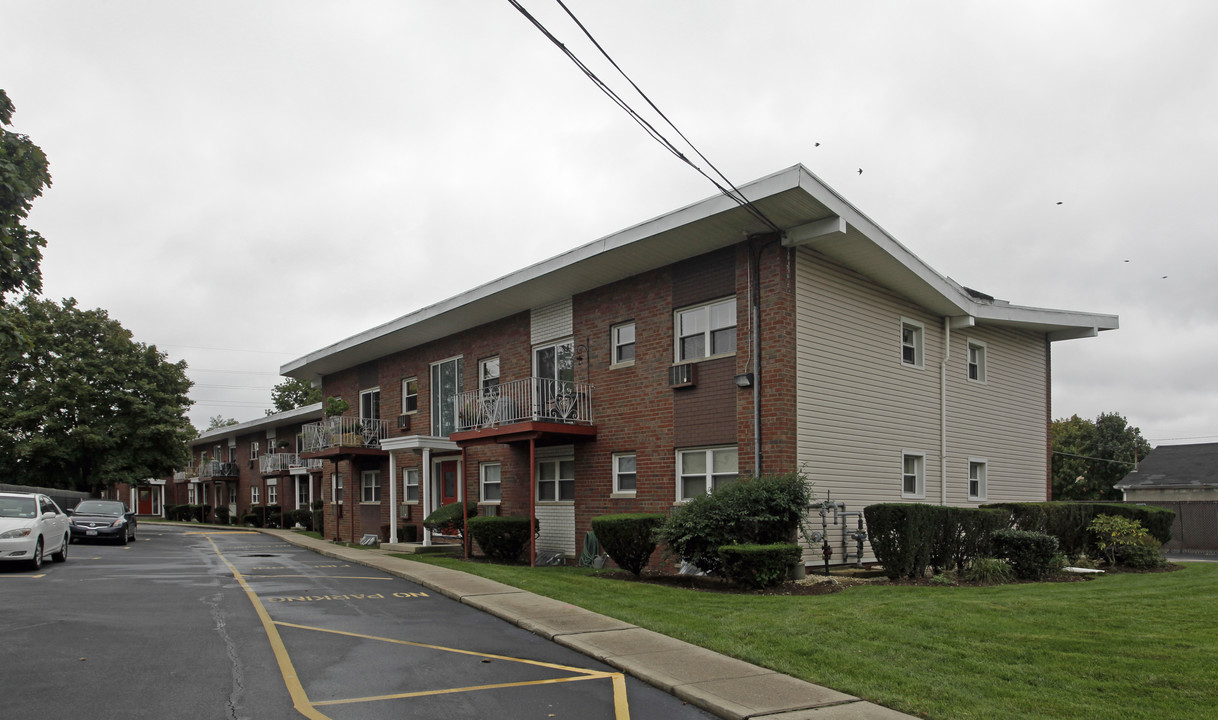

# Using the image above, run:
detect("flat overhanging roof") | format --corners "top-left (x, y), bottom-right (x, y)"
top-left (282, 164), bottom-right (1118, 381)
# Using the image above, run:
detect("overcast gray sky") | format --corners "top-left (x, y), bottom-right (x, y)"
top-left (5, 1), bottom-right (1216, 445)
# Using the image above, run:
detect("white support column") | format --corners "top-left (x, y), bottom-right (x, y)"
top-left (422, 447), bottom-right (432, 547)
top-left (388, 450), bottom-right (398, 544)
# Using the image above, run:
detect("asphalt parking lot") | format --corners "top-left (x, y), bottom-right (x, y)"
top-left (2, 524), bottom-right (714, 720)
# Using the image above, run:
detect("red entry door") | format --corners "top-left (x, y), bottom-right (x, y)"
top-left (439, 460), bottom-right (459, 507)
top-left (137, 488), bottom-right (154, 515)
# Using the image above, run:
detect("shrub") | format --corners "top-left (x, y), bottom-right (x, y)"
top-left (991, 529), bottom-right (1059, 580)
top-left (718, 543), bottom-right (803, 589)
top-left (422, 501), bottom-right (479, 535)
top-left (214, 506), bottom-right (230, 525)
top-left (264, 504), bottom-right (282, 528)
top-left (241, 512), bottom-right (262, 528)
top-left (983, 502), bottom-right (1175, 560)
top-left (468, 516), bottom-right (535, 562)
top-left (1087, 514), bottom-right (1149, 566)
top-left (964, 557), bottom-right (1013, 584)
top-left (283, 509), bottom-right (313, 530)
top-left (399, 523), bottom-right (419, 543)
top-left (928, 507), bottom-right (1010, 573)
top-left (202, 504), bottom-right (213, 522)
top-left (863, 503), bottom-right (938, 579)
top-left (591, 513), bottom-right (665, 576)
top-left (1115, 537), bottom-right (1167, 569)
top-left (657, 472), bottom-right (813, 576)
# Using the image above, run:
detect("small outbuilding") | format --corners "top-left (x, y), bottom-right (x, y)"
top-left (1116, 442), bottom-right (1218, 502)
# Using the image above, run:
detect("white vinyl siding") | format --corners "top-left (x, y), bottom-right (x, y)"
top-left (531, 298), bottom-right (573, 345)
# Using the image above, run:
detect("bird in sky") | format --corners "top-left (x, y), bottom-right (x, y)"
top-left (857, 168), bottom-right (863, 175)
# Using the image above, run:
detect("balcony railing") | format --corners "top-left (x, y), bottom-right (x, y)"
top-left (195, 460), bottom-right (239, 478)
top-left (454, 377), bottom-right (594, 433)
top-left (301, 416), bottom-right (389, 453)
top-left (259, 452), bottom-right (322, 473)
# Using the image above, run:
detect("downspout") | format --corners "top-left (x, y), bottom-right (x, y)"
top-left (388, 451), bottom-right (397, 544)
top-left (422, 448), bottom-right (432, 546)
top-left (940, 318), bottom-right (950, 506)
top-left (461, 448), bottom-right (469, 560)
top-left (529, 438), bottom-right (537, 568)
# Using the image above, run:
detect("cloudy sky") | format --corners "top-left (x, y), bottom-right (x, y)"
top-left (5, 1), bottom-right (1216, 445)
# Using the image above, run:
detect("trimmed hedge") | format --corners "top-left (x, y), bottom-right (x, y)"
top-left (422, 501), bottom-right (479, 535)
top-left (991, 529), bottom-right (1059, 580)
top-left (983, 502), bottom-right (1174, 559)
top-left (719, 544), bottom-right (803, 589)
top-left (591, 513), bottom-right (665, 576)
top-left (929, 507), bottom-right (1010, 574)
top-left (284, 509), bottom-right (313, 530)
top-left (468, 516), bottom-right (535, 562)
top-left (865, 504), bottom-right (1012, 579)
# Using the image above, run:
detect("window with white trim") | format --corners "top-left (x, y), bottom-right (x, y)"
top-left (675, 298), bottom-right (736, 362)
top-left (360, 387), bottom-right (381, 421)
top-left (967, 341), bottom-right (987, 383)
top-left (481, 463), bottom-right (502, 503)
top-left (479, 357), bottom-right (500, 391)
top-left (267, 480), bottom-right (277, 505)
top-left (677, 446), bottom-right (738, 501)
top-left (332, 473), bottom-right (343, 505)
top-left (296, 481), bottom-right (309, 509)
top-left (188, 485), bottom-right (197, 505)
top-left (902, 453), bottom-right (925, 498)
top-left (361, 470), bottom-right (381, 503)
top-left (537, 458), bottom-right (574, 502)
top-left (968, 460), bottom-right (988, 500)
top-left (612, 322), bottom-right (636, 365)
top-left (613, 452), bottom-right (637, 494)
top-left (401, 377), bottom-right (418, 414)
top-left (250, 441), bottom-right (259, 459)
top-left (251, 486), bottom-right (260, 505)
top-left (228, 446), bottom-right (237, 463)
top-left (901, 319), bottom-right (923, 368)
top-left (404, 468), bottom-right (419, 503)
top-left (430, 356), bottom-right (463, 436)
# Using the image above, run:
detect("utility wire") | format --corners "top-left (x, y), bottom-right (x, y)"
top-left (506, 0), bottom-right (782, 233)
top-left (1052, 451), bottom-right (1137, 466)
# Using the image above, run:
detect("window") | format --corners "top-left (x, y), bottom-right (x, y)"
top-left (479, 357), bottom-right (500, 391)
top-left (250, 441), bottom-right (259, 459)
top-left (430, 357), bottom-right (463, 436)
top-left (676, 298), bottom-right (736, 362)
top-left (613, 453), bottom-right (637, 494)
top-left (332, 473), bottom-right (343, 505)
top-left (536, 458), bottom-right (574, 502)
top-left (901, 319), bottom-right (923, 368)
top-left (296, 480), bottom-right (309, 509)
top-left (612, 322), bottom-right (636, 365)
top-left (404, 468), bottom-right (419, 503)
top-left (481, 463), bottom-right (501, 503)
top-left (677, 446), bottom-right (738, 501)
top-left (188, 485), bottom-right (198, 505)
top-left (969, 460), bottom-right (987, 500)
top-left (267, 480), bottom-right (278, 505)
top-left (251, 486), bottom-right (260, 505)
top-left (228, 446), bottom-right (237, 463)
top-left (361, 471), bottom-right (381, 503)
top-left (360, 387), bottom-right (380, 421)
top-left (967, 341), bottom-right (987, 383)
top-left (902, 453), bottom-right (925, 498)
top-left (401, 377), bottom-right (418, 414)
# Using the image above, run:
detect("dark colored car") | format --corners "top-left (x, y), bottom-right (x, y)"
top-left (67, 500), bottom-right (137, 544)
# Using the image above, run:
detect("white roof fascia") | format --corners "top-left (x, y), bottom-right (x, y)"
top-left (193, 402), bottom-right (323, 445)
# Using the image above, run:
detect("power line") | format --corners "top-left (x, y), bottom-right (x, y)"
top-left (160, 343), bottom-right (297, 356)
top-left (1051, 451), bottom-right (1137, 466)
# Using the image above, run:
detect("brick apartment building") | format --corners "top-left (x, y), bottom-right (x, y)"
top-left (277, 164), bottom-right (1116, 563)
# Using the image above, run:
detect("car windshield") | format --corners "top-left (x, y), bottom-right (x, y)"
top-left (74, 501), bottom-right (125, 516)
top-left (0, 498), bottom-right (38, 518)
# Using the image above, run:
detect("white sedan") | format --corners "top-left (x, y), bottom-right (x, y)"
top-left (0, 492), bottom-right (70, 570)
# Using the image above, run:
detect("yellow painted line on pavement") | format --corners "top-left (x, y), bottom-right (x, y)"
top-left (1, 574), bottom-right (45, 579)
top-left (243, 574), bottom-right (392, 581)
top-left (313, 674), bottom-right (614, 707)
top-left (185, 531), bottom-right (258, 535)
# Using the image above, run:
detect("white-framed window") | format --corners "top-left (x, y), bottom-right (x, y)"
top-left (251, 486), bottom-right (260, 505)
top-left (480, 462), bottom-right (502, 503)
top-left (267, 480), bottom-right (278, 505)
top-left (967, 341), bottom-right (987, 383)
top-left (968, 459), bottom-right (988, 500)
top-left (901, 319), bottom-right (924, 368)
top-left (332, 473), bottom-right (343, 505)
top-left (296, 433), bottom-right (304, 454)
top-left (611, 322), bottom-right (636, 365)
top-left (536, 458), bottom-right (575, 502)
top-left (675, 298), bottom-right (737, 362)
top-left (360, 387), bottom-right (381, 421)
top-left (250, 441), bottom-right (259, 459)
top-left (188, 485), bottom-right (198, 505)
top-left (361, 470), bottom-right (381, 503)
top-left (404, 468), bottom-right (419, 503)
top-left (902, 452), bottom-right (925, 498)
top-left (479, 357), bottom-right (500, 391)
top-left (613, 452), bottom-right (637, 494)
top-left (677, 446), bottom-right (738, 501)
top-left (297, 481), bottom-right (309, 509)
top-left (430, 356), bottom-right (463, 436)
top-left (401, 377), bottom-right (418, 414)
top-left (228, 446), bottom-right (237, 463)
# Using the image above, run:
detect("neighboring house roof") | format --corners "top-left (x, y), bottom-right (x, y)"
top-left (193, 403), bottom-right (323, 448)
top-left (281, 164), bottom-right (1118, 382)
top-left (1115, 442), bottom-right (1218, 490)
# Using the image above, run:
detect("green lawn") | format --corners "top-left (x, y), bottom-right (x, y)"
top-left (398, 556), bottom-right (1217, 720)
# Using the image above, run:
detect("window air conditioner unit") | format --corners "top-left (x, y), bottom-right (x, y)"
top-left (397, 415), bottom-right (411, 430)
top-left (669, 363), bottom-right (696, 388)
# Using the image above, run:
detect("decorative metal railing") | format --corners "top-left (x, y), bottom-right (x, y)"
top-left (259, 453), bottom-right (322, 473)
top-left (453, 377), bottom-right (594, 433)
top-left (195, 460), bottom-right (239, 478)
top-left (301, 416), bottom-right (389, 452)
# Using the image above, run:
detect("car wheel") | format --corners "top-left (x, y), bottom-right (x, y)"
top-left (28, 538), bottom-right (44, 571)
top-left (119, 526), bottom-right (129, 545)
top-left (52, 534), bottom-right (68, 563)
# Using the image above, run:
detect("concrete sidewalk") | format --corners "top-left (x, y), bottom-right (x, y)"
top-left (259, 529), bottom-right (916, 720)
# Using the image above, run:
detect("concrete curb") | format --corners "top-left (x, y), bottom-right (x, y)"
top-left (256, 529), bottom-right (918, 720)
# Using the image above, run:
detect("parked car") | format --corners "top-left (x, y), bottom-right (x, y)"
top-left (67, 500), bottom-right (137, 544)
top-left (0, 492), bottom-right (70, 570)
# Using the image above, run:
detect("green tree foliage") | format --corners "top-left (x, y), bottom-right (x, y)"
top-left (206, 415), bottom-right (240, 430)
top-left (1051, 412), bottom-right (1151, 501)
top-left (0, 297), bottom-right (194, 492)
top-left (268, 377), bottom-right (322, 414)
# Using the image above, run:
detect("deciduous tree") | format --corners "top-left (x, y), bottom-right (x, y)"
top-left (267, 377), bottom-right (321, 414)
top-left (1051, 412), bottom-right (1151, 501)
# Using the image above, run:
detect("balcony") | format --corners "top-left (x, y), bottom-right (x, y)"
top-left (300, 416), bottom-right (389, 457)
top-left (451, 377), bottom-right (595, 445)
top-left (259, 452), bottom-right (322, 474)
top-left (195, 460), bottom-right (239, 479)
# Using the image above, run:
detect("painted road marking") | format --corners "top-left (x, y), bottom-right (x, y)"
top-left (267, 592), bottom-right (428, 602)
top-left (0, 574), bottom-right (46, 579)
top-left (185, 531), bottom-right (258, 535)
top-left (246, 574), bottom-right (393, 581)
top-left (205, 538), bottom-right (631, 719)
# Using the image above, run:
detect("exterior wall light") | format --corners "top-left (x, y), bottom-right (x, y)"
top-left (734, 373), bottom-right (754, 388)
